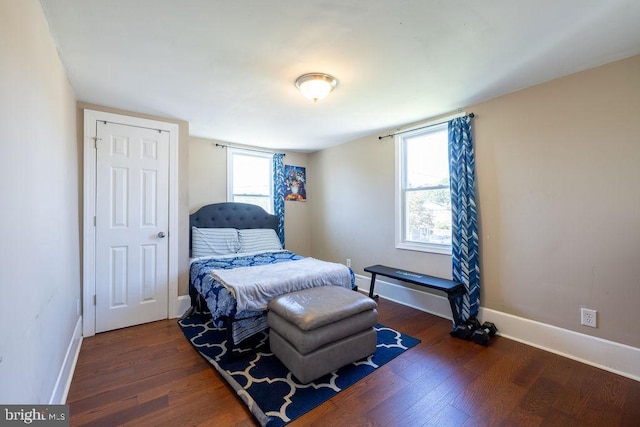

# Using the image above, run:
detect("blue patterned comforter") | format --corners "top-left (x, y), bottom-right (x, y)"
top-left (190, 251), bottom-right (356, 342)
top-left (190, 251), bottom-right (302, 325)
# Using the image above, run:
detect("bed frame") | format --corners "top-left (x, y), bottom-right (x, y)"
top-left (188, 201), bottom-right (279, 306)
top-left (187, 202), bottom-right (280, 357)
top-left (189, 202), bottom-right (278, 257)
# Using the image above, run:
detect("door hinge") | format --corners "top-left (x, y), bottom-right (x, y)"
top-left (93, 216), bottom-right (96, 226)
top-left (92, 137), bottom-right (102, 149)
top-left (93, 295), bottom-right (96, 306)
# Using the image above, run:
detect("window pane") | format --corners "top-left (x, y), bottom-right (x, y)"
top-left (396, 122), bottom-right (452, 253)
top-left (233, 195), bottom-right (271, 213)
top-left (405, 188), bottom-right (452, 245)
top-left (232, 154), bottom-right (270, 195)
top-left (405, 128), bottom-right (449, 189)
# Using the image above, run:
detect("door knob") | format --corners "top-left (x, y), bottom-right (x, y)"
top-left (157, 232), bottom-right (166, 238)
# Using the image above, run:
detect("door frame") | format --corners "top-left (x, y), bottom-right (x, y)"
top-left (82, 109), bottom-right (179, 337)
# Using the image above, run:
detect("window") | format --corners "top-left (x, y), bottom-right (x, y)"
top-left (395, 123), bottom-right (452, 254)
top-left (227, 148), bottom-right (273, 213)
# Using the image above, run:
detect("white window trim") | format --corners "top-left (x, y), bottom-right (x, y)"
top-left (226, 147), bottom-right (274, 213)
top-left (394, 114), bottom-right (465, 255)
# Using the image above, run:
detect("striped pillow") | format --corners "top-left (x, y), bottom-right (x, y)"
top-left (191, 227), bottom-right (240, 257)
top-left (238, 229), bottom-right (283, 253)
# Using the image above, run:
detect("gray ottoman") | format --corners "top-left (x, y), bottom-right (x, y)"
top-left (267, 286), bottom-right (378, 384)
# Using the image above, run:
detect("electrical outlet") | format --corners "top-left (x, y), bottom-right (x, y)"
top-left (581, 308), bottom-right (597, 328)
top-left (346, 258), bottom-right (351, 268)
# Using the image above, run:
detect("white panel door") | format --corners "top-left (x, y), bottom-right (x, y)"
top-left (95, 121), bottom-right (169, 333)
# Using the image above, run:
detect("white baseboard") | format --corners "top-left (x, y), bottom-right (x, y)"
top-left (50, 316), bottom-right (83, 404)
top-left (356, 274), bottom-right (640, 382)
top-left (355, 274), bottom-right (453, 320)
top-left (174, 295), bottom-right (191, 318)
top-left (478, 307), bottom-right (640, 382)
top-left (53, 296), bottom-right (197, 404)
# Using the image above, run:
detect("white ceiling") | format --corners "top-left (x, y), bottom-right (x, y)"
top-left (40, 0), bottom-right (640, 152)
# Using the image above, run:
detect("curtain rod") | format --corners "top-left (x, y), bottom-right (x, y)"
top-left (378, 112), bottom-right (475, 140)
top-left (215, 143), bottom-right (285, 156)
top-left (98, 119), bottom-right (169, 133)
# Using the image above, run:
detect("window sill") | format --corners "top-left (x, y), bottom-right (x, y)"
top-left (396, 241), bottom-right (452, 256)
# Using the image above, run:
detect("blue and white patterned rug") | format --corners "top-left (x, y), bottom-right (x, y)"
top-left (179, 315), bottom-right (420, 427)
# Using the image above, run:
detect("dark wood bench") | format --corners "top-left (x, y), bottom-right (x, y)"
top-left (364, 264), bottom-right (466, 326)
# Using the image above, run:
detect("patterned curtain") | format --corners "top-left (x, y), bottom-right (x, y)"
top-left (273, 153), bottom-right (285, 246)
top-left (448, 116), bottom-right (479, 321)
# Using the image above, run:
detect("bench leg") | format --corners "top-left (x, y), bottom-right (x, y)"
top-left (368, 273), bottom-right (379, 300)
top-left (446, 291), bottom-right (466, 327)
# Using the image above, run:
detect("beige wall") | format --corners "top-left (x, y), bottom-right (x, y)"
top-left (309, 54), bottom-right (640, 348)
top-left (188, 137), bottom-right (312, 258)
top-left (309, 132), bottom-right (452, 280)
top-left (0, 0), bottom-right (80, 402)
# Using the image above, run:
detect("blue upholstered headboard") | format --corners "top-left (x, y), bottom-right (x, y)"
top-left (189, 202), bottom-right (278, 255)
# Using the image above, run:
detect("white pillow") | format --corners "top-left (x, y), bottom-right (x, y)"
top-left (238, 228), bottom-right (283, 253)
top-left (191, 227), bottom-right (240, 257)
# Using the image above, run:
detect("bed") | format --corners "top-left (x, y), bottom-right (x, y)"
top-left (186, 202), bottom-right (356, 352)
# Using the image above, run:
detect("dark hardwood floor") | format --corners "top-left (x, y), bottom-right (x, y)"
top-left (67, 297), bottom-right (640, 426)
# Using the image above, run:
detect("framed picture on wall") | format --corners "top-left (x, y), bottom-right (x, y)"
top-left (284, 165), bottom-right (306, 202)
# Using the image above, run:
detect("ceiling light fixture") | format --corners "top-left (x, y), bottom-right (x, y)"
top-left (295, 73), bottom-right (338, 102)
